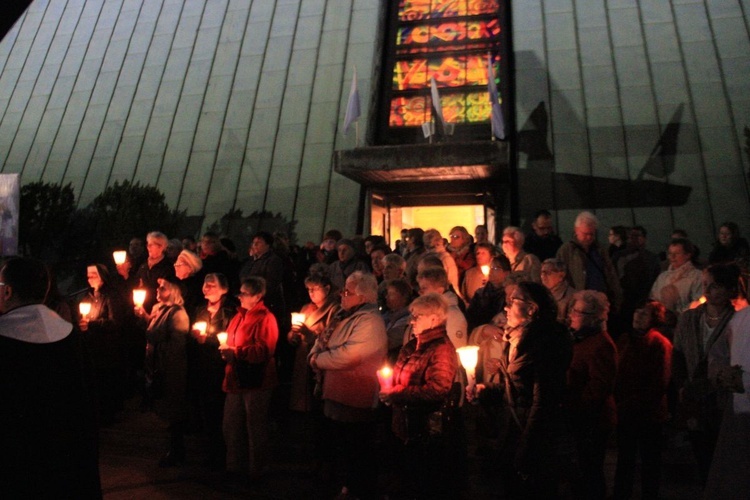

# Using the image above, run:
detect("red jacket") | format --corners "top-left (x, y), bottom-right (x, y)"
top-left (223, 302), bottom-right (278, 393)
top-left (567, 329), bottom-right (618, 430)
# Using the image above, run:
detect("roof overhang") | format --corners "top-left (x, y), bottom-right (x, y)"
top-left (333, 140), bottom-right (509, 189)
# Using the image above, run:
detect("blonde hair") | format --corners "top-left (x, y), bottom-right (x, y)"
top-left (409, 292), bottom-right (449, 324)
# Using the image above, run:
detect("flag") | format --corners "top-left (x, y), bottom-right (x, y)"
top-left (343, 66), bottom-right (360, 135)
top-left (487, 53), bottom-right (506, 140)
top-left (430, 76), bottom-right (446, 130)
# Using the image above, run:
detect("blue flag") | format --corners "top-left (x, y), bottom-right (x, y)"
top-left (487, 53), bottom-right (506, 140)
top-left (343, 66), bottom-right (360, 135)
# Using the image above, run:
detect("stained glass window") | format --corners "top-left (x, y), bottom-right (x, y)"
top-left (384, 0), bottom-right (506, 138)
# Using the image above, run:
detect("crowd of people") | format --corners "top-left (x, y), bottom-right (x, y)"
top-left (1, 211), bottom-right (750, 499)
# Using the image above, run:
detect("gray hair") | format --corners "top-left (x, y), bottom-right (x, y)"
top-left (542, 258), bottom-right (567, 274)
top-left (574, 211), bottom-right (598, 229)
top-left (347, 271), bottom-right (379, 303)
top-left (502, 226), bottom-right (525, 247)
top-left (571, 289), bottom-right (609, 323)
top-left (147, 231), bottom-right (168, 246)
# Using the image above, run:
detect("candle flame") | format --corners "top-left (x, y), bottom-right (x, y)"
top-left (79, 302), bottom-right (92, 316)
top-left (113, 250), bottom-right (127, 265)
top-left (217, 332), bottom-right (228, 346)
top-left (133, 288), bottom-right (147, 307)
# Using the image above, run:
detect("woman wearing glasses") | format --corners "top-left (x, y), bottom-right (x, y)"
top-left (308, 271), bottom-right (387, 498)
top-left (566, 289), bottom-right (617, 500)
top-left (219, 276), bottom-right (278, 480)
top-left (470, 281), bottom-right (572, 498)
top-left (288, 264), bottom-right (340, 412)
top-left (380, 292), bottom-right (461, 498)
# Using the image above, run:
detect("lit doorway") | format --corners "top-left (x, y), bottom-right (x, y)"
top-left (372, 202), bottom-right (494, 246)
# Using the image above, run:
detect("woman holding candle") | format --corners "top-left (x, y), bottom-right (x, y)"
top-left (173, 249), bottom-right (204, 319)
top-left (380, 292), bottom-right (461, 498)
top-left (78, 263), bottom-right (128, 424)
top-left (461, 242), bottom-right (497, 303)
top-left (288, 265), bottom-right (340, 412)
top-left (135, 277), bottom-right (190, 467)
top-left (469, 281), bottom-right (572, 498)
top-left (219, 276), bottom-right (278, 479)
top-left (188, 273), bottom-right (236, 467)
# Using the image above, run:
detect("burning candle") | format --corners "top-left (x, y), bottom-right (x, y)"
top-left (79, 301), bottom-right (92, 318)
top-left (377, 365), bottom-right (394, 391)
top-left (113, 250), bottom-right (127, 265)
top-left (699, 296), bottom-right (707, 304)
top-left (133, 288), bottom-right (147, 308)
top-left (193, 321), bottom-right (207, 336)
top-left (480, 265), bottom-right (490, 277)
top-left (216, 332), bottom-right (228, 346)
top-left (457, 345), bottom-right (480, 392)
top-left (291, 312), bottom-right (306, 326)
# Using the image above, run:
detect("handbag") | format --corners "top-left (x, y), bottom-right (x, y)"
top-left (235, 360), bottom-right (265, 389)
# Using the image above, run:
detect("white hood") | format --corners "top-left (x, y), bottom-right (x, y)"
top-left (0, 304), bottom-right (73, 344)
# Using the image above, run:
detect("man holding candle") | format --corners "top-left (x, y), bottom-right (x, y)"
top-left (308, 271), bottom-right (387, 498)
top-left (379, 293), bottom-right (461, 498)
top-left (0, 257), bottom-right (101, 498)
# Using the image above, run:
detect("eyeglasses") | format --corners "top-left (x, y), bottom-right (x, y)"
top-left (570, 308), bottom-right (595, 316)
top-left (174, 262), bottom-right (188, 267)
top-left (490, 266), bottom-right (505, 271)
top-left (449, 234), bottom-right (462, 239)
top-left (508, 296), bottom-right (532, 305)
top-left (340, 289), bottom-right (359, 297)
top-left (410, 313), bottom-right (429, 321)
top-left (236, 291), bottom-right (254, 298)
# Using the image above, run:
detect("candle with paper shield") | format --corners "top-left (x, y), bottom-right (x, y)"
top-left (216, 332), bottom-right (228, 346)
top-left (132, 288), bottom-right (147, 308)
top-left (113, 250), bottom-right (127, 265)
top-left (79, 301), bottom-right (92, 318)
top-left (480, 265), bottom-right (490, 277)
top-left (456, 345), bottom-right (480, 392)
top-left (377, 365), bottom-right (394, 391)
top-left (193, 321), bottom-right (207, 336)
top-left (291, 313), bottom-right (306, 326)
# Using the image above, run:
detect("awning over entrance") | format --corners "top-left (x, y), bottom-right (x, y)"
top-left (333, 140), bottom-right (510, 205)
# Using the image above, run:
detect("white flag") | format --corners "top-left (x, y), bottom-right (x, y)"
top-left (343, 66), bottom-right (361, 135)
top-left (487, 53), bottom-right (505, 140)
top-left (430, 76), bottom-right (446, 129)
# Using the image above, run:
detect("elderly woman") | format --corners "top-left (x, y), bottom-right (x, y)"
top-left (380, 293), bottom-right (461, 498)
top-left (567, 289), bottom-right (618, 500)
top-left (672, 263), bottom-right (738, 485)
top-left (174, 249), bottom-right (204, 318)
top-left (470, 282), bottom-right (572, 498)
top-left (501, 226), bottom-right (541, 282)
top-left (288, 265), bottom-right (340, 412)
top-left (541, 258), bottom-right (575, 323)
top-left (308, 271), bottom-right (387, 498)
top-left (78, 263), bottom-right (128, 424)
top-left (188, 273), bottom-right (236, 467)
top-left (614, 300), bottom-right (672, 500)
top-left (220, 276), bottom-right (278, 478)
top-left (136, 277), bottom-right (190, 467)
top-left (462, 242), bottom-right (496, 302)
top-left (136, 231), bottom-right (177, 313)
top-left (650, 238), bottom-right (703, 314)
